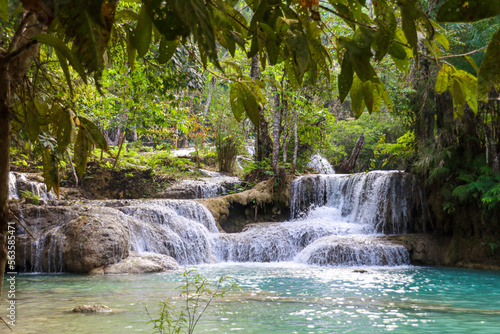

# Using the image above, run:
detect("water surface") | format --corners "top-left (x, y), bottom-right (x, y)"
top-left (7, 263), bottom-right (500, 333)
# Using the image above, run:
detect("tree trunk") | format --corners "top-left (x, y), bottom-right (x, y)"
top-left (203, 76), bottom-right (216, 116)
top-left (0, 58), bottom-right (11, 300)
top-left (0, 11), bottom-right (45, 298)
top-left (250, 56), bottom-right (272, 162)
top-left (292, 107), bottom-right (298, 173)
top-left (340, 132), bottom-right (365, 173)
top-left (272, 87), bottom-right (281, 174)
top-left (282, 97), bottom-right (288, 165)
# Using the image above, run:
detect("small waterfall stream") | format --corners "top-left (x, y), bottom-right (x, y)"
top-left (14, 171), bottom-right (426, 272)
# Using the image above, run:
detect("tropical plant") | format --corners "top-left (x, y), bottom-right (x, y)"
top-left (147, 269), bottom-right (239, 334)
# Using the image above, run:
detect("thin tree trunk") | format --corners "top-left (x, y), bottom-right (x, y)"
top-left (292, 107), bottom-right (298, 173)
top-left (250, 55), bottom-right (272, 162)
top-left (0, 75), bottom-right (11, 300)
top-left (203, 76), bottom-right (216, 116)
top-left (67, 149), bottom-right (78, 187)
top-left (272, 87), bottom-right (280, 174)
top-left (282, 97), bottom-right (288, 165)
top-left (340, 132), bottom-right (365, 173)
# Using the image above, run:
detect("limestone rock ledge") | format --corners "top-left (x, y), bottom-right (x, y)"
top-left (90, 252), bottom-right (179, 274)
top-left (384, 234), bottom-right (452, 266)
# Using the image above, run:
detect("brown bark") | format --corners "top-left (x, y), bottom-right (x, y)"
top-left (0, 11), bottom-right (44, 298)
top-left (292, 107), bottom-right (298, 173)
top-left (340, 132), bottom-right (365, 173)
top-left (0, 57), bottom-right (11, 300)
top-left (250, 56), bottom-right (272, 162)
top-left (272, 87), bottom-right (281, 174)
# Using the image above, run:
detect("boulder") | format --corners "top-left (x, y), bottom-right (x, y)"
top-left (90, 253), bottom-right (179, 274)
top-left (71, 304), bottom-right (112, 313)
top-left (61, 207), bottom-right (130, 273)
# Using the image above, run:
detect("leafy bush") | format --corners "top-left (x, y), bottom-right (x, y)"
top-left (148, 269), bottom-right (239, 334)
top-left (215, 134), bottom-right (242, 173)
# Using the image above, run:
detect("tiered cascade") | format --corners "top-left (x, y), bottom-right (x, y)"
top-left (12, 171), bottom-right (426, 272)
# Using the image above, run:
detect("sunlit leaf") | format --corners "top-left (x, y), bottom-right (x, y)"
top-left (33, 34), bottom-right (87, 83)
top-left (435, 65), bottom-right (450, 94)
top-left (133, 5), bottom-right (152, 58)
top-left (465, 56), bottom-right (479, 75)
top-left (350, 76), bottom-right (365, 119)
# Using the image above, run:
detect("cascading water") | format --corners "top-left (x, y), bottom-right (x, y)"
top-left (307, 154), bottom-right (335, 174)
top-left (8, 172), bottom-right (56, 202)
top-left (16, 171), bottom-right (425, 272)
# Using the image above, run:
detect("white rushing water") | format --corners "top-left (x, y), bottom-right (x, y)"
top-left (307, 154), bottom-right (335, 174)
top-left (19, 171), bottom-right (423, 272)
top-left (8, 172), bottom-right (57, 202)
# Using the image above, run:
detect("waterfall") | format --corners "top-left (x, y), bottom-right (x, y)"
top-left (9, 172), bottom-right (19, 200)
top-left (8, 172), bottom-right (57, 202)
top-left (17, 171), bottom-right (425, 272)
top-left (307, 154), bottom-right (335, 174)
top-left (118, 200), bottom-right (219, 264)
top-left (161, 172), bottom-right (241, 199)
top-left (290, 171), bottom-right (426, 234)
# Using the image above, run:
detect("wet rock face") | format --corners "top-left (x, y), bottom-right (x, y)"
top-left (15, 199), bottom-right (214, 274)
top-left (385, 234), bottom-right (451, 266)
top-left (61, 208), bottom-right (130, 273)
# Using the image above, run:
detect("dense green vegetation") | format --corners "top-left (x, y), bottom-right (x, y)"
top-left (1, 0), bottom-right (500, 310)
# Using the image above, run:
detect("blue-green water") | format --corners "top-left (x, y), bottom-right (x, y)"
top-left (6, 263), bottom-right (500, 333)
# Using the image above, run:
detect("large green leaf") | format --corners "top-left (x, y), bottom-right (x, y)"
top-left (350, 53), bottom-right (377, 82)
top-left (437, 0), bottom-right (500, 22)
top-left (157, 38), bottom-right (179, 64)
top-left (375, 82), bottom-right (393, 112)
top-left (41, 147), bottom-right (60, 198)
top-left (55, 50), bottom-right (74, 97)
top-left (388, 42), bottom-right (407, 60)
top-left (230, 82), bottom-right (260, 127)
top-left (0, 0), bottom-right (9, 22)
top-left (399, 0), bottom-right (418, 62)
top-left (74, 127), bottom-right (91, 178)
top-left (32, 34), bottom-right (87, 83)
top-left (373, 0), bottom-right (397, 61)
top-left (78, 116), bottom-right (109, 151)
top-left (133, 5), bottom-right (152, 58)
top-left (25, 103), bottom-right (40, 142)
top-left (362, 80), bottom-right (374, 113)
top-left (450, 78), bottom-right (465, 118)
top-left (477, 27), bottom-right (500, 99)
top-left (56, 0), bottom-right (117, 74)
top-left (57, 109), bottom-right (75, 153)
top-left (259, 22), bottom-right (280, 65)
top-left (455, 70), bottom-right (478, 114)
top-left (338, 52), bottom-right (353, 103)
top-left (435, 65), bottom-right (450, 94)
top-left (350, 76), bottom-right (365, 119)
